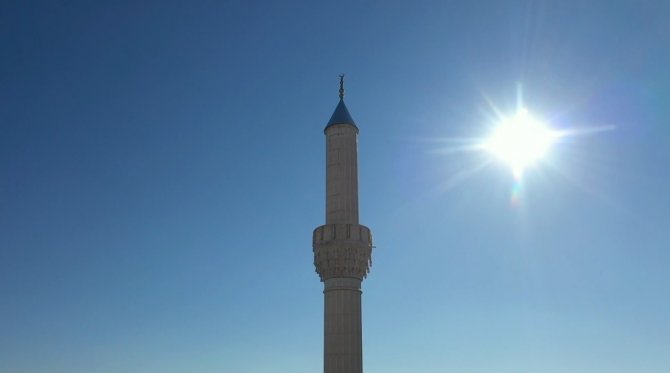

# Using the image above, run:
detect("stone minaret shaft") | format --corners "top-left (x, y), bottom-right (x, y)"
top-left (313, 76), bottom-right (373, 373)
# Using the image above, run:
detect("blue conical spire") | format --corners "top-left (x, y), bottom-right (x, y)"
top-left (325, 75), bottom-right (357, 130)
top-left (327, 99), bottom-right (355, 126)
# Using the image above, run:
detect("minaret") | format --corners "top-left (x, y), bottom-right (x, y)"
top-left (313, 75), bottom-right (373, 373)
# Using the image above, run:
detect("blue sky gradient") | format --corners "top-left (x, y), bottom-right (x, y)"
top-left (2, 1), bottom-right (669, 372)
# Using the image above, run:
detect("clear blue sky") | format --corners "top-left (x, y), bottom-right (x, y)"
top-left (2, 1), bottom-right (669, 372)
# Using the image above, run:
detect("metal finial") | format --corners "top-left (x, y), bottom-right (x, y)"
top-left (339, 74), bottom-right (345, 100)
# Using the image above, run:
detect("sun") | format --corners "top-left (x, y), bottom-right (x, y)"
top-left (482, 108), bottom-right (560, 179)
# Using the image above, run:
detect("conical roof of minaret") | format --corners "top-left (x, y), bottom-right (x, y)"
top-left (327, 99), bottom-right (356, 127)
top-left (325, 75), bottom-right (358, 131)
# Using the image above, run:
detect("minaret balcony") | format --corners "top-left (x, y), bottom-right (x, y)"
top-left (313, 223), bottom-right (373, 281)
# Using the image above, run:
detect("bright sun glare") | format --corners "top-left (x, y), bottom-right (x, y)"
top-left (482, 108), bottom-right (559, 179)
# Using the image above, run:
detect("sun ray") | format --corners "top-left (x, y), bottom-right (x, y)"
top-left (437, 157), bottom-right (495, 193)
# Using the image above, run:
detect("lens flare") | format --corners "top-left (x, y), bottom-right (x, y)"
top-left (510, 180), bottom-right (523, 206)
